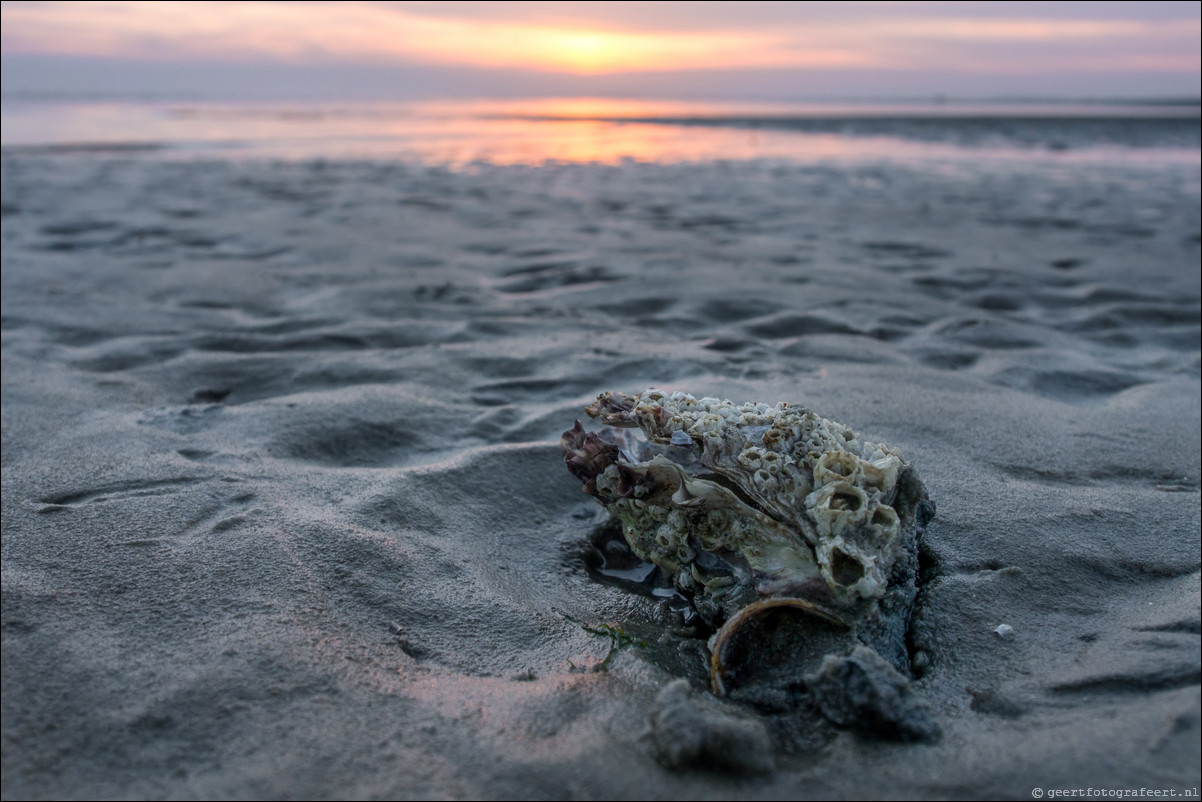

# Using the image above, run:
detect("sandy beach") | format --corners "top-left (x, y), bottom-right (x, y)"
top-left (2, 137), bottom-right (1199, 799)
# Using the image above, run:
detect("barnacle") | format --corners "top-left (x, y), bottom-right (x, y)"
top-left (562, 389), bottom-right (934, 677)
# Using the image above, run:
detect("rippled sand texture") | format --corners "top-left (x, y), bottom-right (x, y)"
top-left (2, 155), bottom-right (1199, 799)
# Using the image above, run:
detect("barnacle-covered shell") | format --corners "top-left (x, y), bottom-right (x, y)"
top-left (563, 388), bottom-right (934, 669)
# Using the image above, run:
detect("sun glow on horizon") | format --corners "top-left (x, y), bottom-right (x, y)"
top-left (538, 31), bottom-right (641, 75)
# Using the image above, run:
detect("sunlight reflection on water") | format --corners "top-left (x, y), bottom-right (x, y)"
top-left (2, 97), bottom-right (1198, 170)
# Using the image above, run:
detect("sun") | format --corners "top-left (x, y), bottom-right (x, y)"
top-left (533, 29), bottom-right (649, 74)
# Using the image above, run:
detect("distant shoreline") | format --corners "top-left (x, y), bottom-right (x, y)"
top-left (3, 96), bottom-right (1200, 164)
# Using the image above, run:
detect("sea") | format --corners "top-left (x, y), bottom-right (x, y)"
top-left (2, 97), bottom-right (1198, 171)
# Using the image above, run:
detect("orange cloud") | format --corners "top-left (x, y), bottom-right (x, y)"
top-left (1, 1), bottom-right (1197, 75)
top-left (0, 1), bottom-right (801, 72)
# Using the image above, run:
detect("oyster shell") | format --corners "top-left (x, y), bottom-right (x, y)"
top-left (562, 389), bottom-right (934, 672)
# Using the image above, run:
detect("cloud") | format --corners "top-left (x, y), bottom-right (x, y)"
top-left (1, 1), bottom-right (1197, 98)
top-left (2, 0), bottom-right (1197, 75)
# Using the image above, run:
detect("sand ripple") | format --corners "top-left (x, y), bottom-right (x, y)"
top-left (2, 154), bottom-right (1198, 798)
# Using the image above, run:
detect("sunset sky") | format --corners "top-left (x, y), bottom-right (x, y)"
top-left (2, 1), bottom-right (1199, 100)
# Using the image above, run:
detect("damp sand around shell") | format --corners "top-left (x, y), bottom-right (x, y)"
top-left (3, 152), bottom-right (1198, 799)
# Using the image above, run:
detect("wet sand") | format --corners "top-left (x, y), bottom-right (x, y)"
top-left (2, 153), bottom-right (1199, 799)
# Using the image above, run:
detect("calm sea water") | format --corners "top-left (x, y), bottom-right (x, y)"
top-left (2, 97), bottom-right (1198, 169)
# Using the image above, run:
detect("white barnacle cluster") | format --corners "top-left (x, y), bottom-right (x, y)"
top-left (590, 453), bottom-right (804, 603)
top-left (620, 390), bottom-right (909, 600)
top-left (565, 389), bottom-right (931, 626)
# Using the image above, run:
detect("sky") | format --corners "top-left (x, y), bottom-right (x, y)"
top-left (1, 1), bottom-right (1199, 101)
